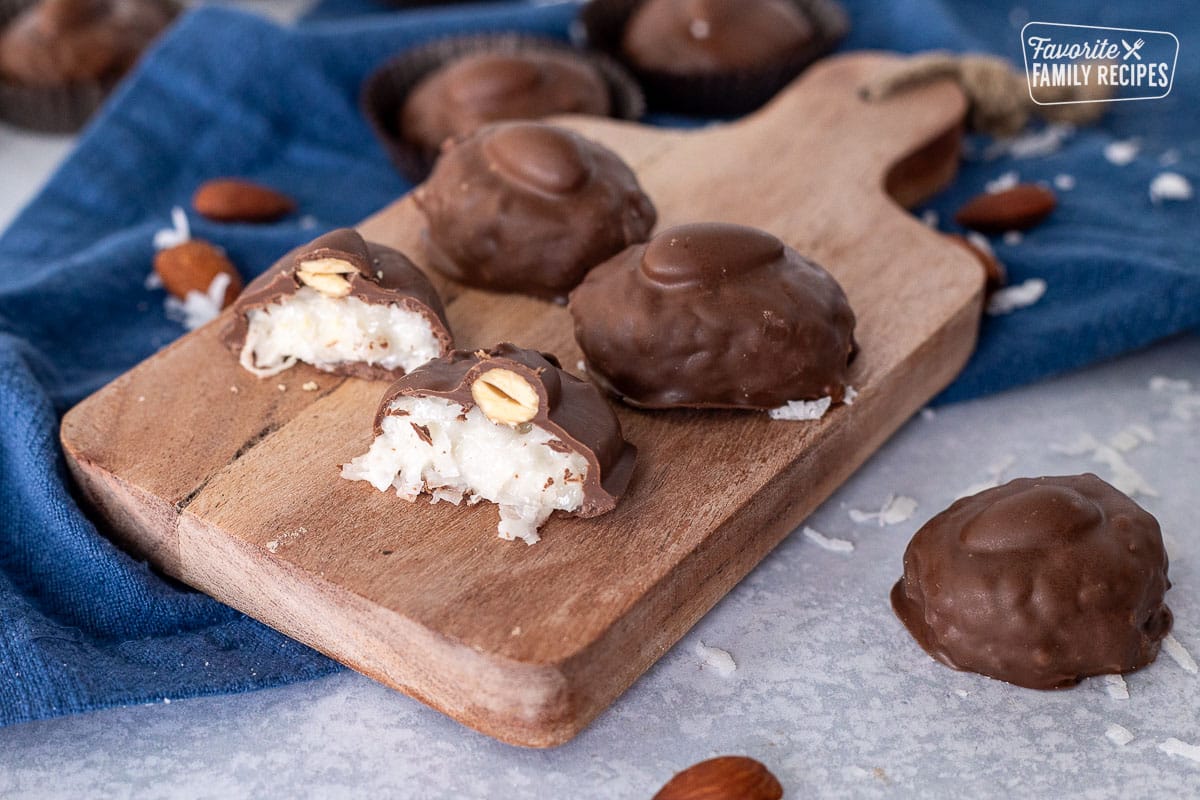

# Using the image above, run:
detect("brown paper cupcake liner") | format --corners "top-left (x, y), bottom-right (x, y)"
top-left (360, 32), bottom-right (646, 184)
top-left (0, 0), bottom-right (180, 134)
top-left (578, 0), bottom-right (849, 117)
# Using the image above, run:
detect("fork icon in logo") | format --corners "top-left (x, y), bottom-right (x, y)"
top-left (1121, 38), bottom-right (1146, 60)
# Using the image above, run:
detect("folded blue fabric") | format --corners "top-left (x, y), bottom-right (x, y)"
top-left (0, 0), bottom-right (1195, 727)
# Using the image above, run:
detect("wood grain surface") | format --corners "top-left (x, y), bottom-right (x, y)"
top-left (60, 53), bottom-right (981, 747)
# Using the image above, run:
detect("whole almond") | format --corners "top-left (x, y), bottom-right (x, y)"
top-left (154, 240), bottom-right (242, 307)
top-left (945, 234), bottom-right (1007, 288)
top-left (192, 178), bottom-right (296, 223)
top-left (954, 183), bottom-right (1056, 233)
top-left (653, 756), bottom-right (783, 800)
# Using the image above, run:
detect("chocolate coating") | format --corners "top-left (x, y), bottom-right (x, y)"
top-left (414, 122), bottom-right (656, 300)
top-left (0, 0), bottom-right (175, 87)
top-left (223, 228), bottom-right (453, 380)
top-left (569, 222), bottom-right (856, 409)
top-left (892, 474), bottom-right (1173, 690)
top-left (400, 50), bottom-right (611, 158)
top-left (621, 0), bottom-right (814, 74)
top-left (375, 343), bottom-right (637, 517)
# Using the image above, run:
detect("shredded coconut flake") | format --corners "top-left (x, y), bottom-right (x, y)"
top-left (1163, 634), bottom-right (1198, 674)
top-left (769, 396), bottom-right (832, 421)
top-left (1053, 174), bottom-right (1076, 191)
top-left (301, 381), bottom-right (319, 392)
top-left (985, 123), bottom-right (1073, 160)
top-left (966, 231), bottom-right (993, 256)
top-left (849, 495), bottom-right (917, 527)
top-left (1104, 140), bottom-right (1139, 166)
top-left (1051, 433), bottom-right (1157, 498)
top-left (986, 171), bottom-right (1020, 193)
top-left (1171, 394), bottom-right (1200, 422)
top-left (152, 206), bottom-right (191, 250)
top-left (1106, 724), bottom-right (1135, 746)
top-left (695, 641), bottom-right (736, 676)
top-left (803, 526), bottom-right (854, 553)
top-left (1150, 172), bottom-right (1193, 204)
top-left (956, 455), bottom-right (1016, 499)
top-left (843, 386), bottom-right (858, 406)
top-left (921, 209), bottom-right (939, 227)
top-left (1159, 738), bottom-right (1200, 764)
top-left (164, 272), bottom-right (231, 331)
top-left (1102, 673), bottom-right (1129, 700)
top-left (986, 278), bottom-right (1046, 315)
top-left (1109, 424), bottom-right (1154, 453)
top-left (1150, 376), bottom-right (1193, 393)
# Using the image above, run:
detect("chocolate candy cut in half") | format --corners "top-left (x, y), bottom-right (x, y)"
top-left (224, 228), bottom-right (452, 380)
top-left (341, 344), bottom-right (637, 545)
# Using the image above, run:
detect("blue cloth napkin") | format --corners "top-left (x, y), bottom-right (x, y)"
top-left (0, 0), bottom-right (1196, 728)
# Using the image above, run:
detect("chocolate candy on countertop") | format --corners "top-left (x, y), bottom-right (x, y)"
top-left (224, 228), bottom-right (452, 380)
top-left (892, 473), bottom-right (1173, 690)
top-left (569, 222), bottom-right (857, 410)
top-left (621, 0), bottom-right (815, 74)
top-left (414, 121), bottom-right (656, 301)
top-left (0, 0), bottom-right (176, 87)
top-left (401, 50), bottom-right (612, 159)
top-left (342, 344), bottom-right (637, 545)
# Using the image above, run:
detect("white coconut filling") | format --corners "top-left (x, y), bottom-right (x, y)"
top-left (239, 287), bottom-right (442, 378)
top-left (340, 396), bottom-right (590, 545)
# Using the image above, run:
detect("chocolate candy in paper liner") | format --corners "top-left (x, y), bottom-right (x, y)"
top-left (0, 0), bottom-right (179, 133)
top-left (577, 0), bottom-right (848, 116)
top-left (360, 32), bottom-right (644, 183)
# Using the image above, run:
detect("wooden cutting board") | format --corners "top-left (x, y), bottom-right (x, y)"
top-left (60, 53), bottom-right (981, 748)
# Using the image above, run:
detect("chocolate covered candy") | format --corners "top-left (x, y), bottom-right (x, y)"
top-left (0, 0), bottom-right (176, 87)
top-left (224, 229), bottom-right (452, 380)
top-left (341, 344), bottom-right (636, 545)
top-left (414, 121), bottom-right (656, 301)
top-left (401, 50), bottom-right (611, 159)
top-left (892, 474), bottom-right (1173, 690)
top-left (569, 222), bottom-right (856, 411)
top-left (621, 0), bottom-right (815, 74)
